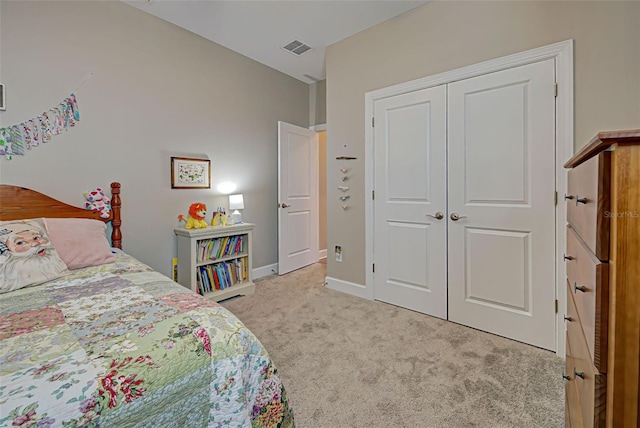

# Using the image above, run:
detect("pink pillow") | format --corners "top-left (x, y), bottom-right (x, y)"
top-left (45, 218), bottom-right (116, 270)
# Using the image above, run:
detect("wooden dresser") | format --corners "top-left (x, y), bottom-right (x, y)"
top-left (563, 129), bottom-right (640, 428)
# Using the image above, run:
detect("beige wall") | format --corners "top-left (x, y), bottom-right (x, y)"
top-left (314, 80), bottom-right (327, 126)
top-left (0, 1), bottom-right (309, 277)
top-left (326, 1), bottom-right (640, 284)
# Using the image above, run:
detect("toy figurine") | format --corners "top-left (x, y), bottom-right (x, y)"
top-left (84, 188), bottom-right (112, 219)
top-left (178, 203), bottom-right (208, 229)
top-left (211, 207), bottom-right (228, 227)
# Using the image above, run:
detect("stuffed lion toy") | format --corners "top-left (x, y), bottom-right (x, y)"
top-left (178, 202), bottom-right (208, 229)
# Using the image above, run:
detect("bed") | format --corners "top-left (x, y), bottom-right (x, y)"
top-left (0, 183), bottom-right (294, 427)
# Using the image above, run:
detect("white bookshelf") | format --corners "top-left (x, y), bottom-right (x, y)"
top-left (174, 223), bottom-right (255, 301)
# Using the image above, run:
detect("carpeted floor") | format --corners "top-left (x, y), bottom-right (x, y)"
top-left (222, 263), bottom-right (565, 428)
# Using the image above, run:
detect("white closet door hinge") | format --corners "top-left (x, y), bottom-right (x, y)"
top-left (372, 117), bottom-right (375, 127)
top-left (554, 82), bottom-right (558, 98)
top-left (373, 263), bottom-right (375, 273)
top-left (555, 299), bottom-right (558, 314)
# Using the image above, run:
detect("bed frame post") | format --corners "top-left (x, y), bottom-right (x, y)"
top-left (111, 182), bottom-right (122, 249)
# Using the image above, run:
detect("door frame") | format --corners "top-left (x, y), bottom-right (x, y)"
top-left (310, 123), bottom-right (327, 260)
top-left (364, 39), bottom-right (574, 356)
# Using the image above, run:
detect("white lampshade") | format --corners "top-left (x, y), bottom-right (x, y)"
top-left (229, 194), bottom-right (244, 224)
top-left (229, 194), bottom-right (244, 210)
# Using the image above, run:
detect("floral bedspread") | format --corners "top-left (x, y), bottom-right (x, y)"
top-left (0, 253), bottom-right (294, 427)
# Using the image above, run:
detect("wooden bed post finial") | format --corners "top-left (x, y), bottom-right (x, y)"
top-left (111, 182), bottom-right (122, 250)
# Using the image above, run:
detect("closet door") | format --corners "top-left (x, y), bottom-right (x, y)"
top-left (447, 59), bottom-right (556, 350)
top-left (373, 85), bottom-right (447, 318)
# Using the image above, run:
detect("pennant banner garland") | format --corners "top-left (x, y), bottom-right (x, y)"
top-left (0, 93), bottom-right (80, 160)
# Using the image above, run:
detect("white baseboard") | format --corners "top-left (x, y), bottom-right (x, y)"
top-left (325, 276), bottom-right (371, 300)
top-left (253, 263), bottom-right (278, 280)
top-left (318, 249), bottom-right (327, 259)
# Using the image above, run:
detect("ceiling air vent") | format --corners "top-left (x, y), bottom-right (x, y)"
top-left (282, 40), bottom-right (312, 56)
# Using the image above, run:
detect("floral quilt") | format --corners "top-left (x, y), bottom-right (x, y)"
top-left (0, 253), bottom-right (294, 427)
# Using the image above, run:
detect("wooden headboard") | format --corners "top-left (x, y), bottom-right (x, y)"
top-left (0, 182), bottom-right (122, 249)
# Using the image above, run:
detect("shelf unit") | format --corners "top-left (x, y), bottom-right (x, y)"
top-left (174, 223), bottom-right (255, 301)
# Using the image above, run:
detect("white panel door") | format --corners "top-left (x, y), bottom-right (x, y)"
top-left (373, 86), bottom-right (447, 318)
top-left (447, 59), bottom-right (556, 350)
top-left (278, 121), bottom-right (318, 275)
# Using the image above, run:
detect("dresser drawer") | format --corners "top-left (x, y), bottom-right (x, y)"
top-left (565, 226), bottom-right (609, 372)
top-left (565, 337), bottom-right (584, 428)
top-left (566, 281), bottom-right (607, 427)
top-left (566, 151), bottom-right (611, 260)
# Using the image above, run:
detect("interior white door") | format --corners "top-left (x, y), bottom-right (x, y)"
top-left (277, 121), bottom-right (319, 275)
top-left (447, 59), bottom-right (556, 350)
top-left (373, 85), bottom-right (448, 318)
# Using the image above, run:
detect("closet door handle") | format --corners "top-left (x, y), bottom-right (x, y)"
top-left (450, 213), bottom-right (467, 221)
top-left (575, 196), bottom-right (588, 205)
top-left (564, 194), bottom-right (574, 201)
top-left (574, 368), bottom-right (585, 379)
top-left (426, 212), bottom-right (444, 220)
top-left (563, 254), bottom-right (574, 261)
top-left (564, 315), bottom-right (574, 322)
top-left (280, 203), bottom-right (291, 208)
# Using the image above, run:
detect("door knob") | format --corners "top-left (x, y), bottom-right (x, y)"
top-left (563, 254), bottom-right (574, 261)
top-left (575, 196), bottom-right (588, 205)
top-left (426, 212), bottom-right (444, 220)
top-left (450, 213), bottom-right (467, 221)
top-left (574, 368), bottom-right (585, 379)
top-left (280, 203), bottom-right (291, 208)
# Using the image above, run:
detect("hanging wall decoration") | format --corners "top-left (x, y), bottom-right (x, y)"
top-left (0, 93), bottom-right (81, 160)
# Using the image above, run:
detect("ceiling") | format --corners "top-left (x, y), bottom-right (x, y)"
top-left (123, 0), bottom-right (428, 84)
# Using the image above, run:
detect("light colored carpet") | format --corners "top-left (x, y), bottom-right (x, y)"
top-left (222, 263), bottom-right (564, 428)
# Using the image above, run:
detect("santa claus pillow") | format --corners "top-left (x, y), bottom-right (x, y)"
top-left (0, 219), bottom-right (69, 293)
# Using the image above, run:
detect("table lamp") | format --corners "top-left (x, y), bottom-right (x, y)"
top-left (229, 194), bottom-right (244, 224)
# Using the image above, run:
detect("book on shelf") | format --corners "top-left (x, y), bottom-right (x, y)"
top-left (229, 262), bottom-right (237, 284)
top-left (212, 265), bottom-right (221, 290)
top-left (224, 262), bottom-right (233, 286)
top-left (220, 237), bottom-right (229, 257)
top-left (196, 234), bottom-right (248, 264)
top-left (195, 272), bottom-right (203, 295)
top-left (195, 261), bottom-right (248, 292)
top-left (204, 265), bottom-right (213, 291)
top-left (216, 264), bottom-right (227, 289)
top-left (193, 233), bottom-right (250, 293)
top-left (200, 267), bottom-right (210, 293)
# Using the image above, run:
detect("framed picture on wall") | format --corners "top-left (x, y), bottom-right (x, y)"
top-left (171, 157), bottom-right (211, 189)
